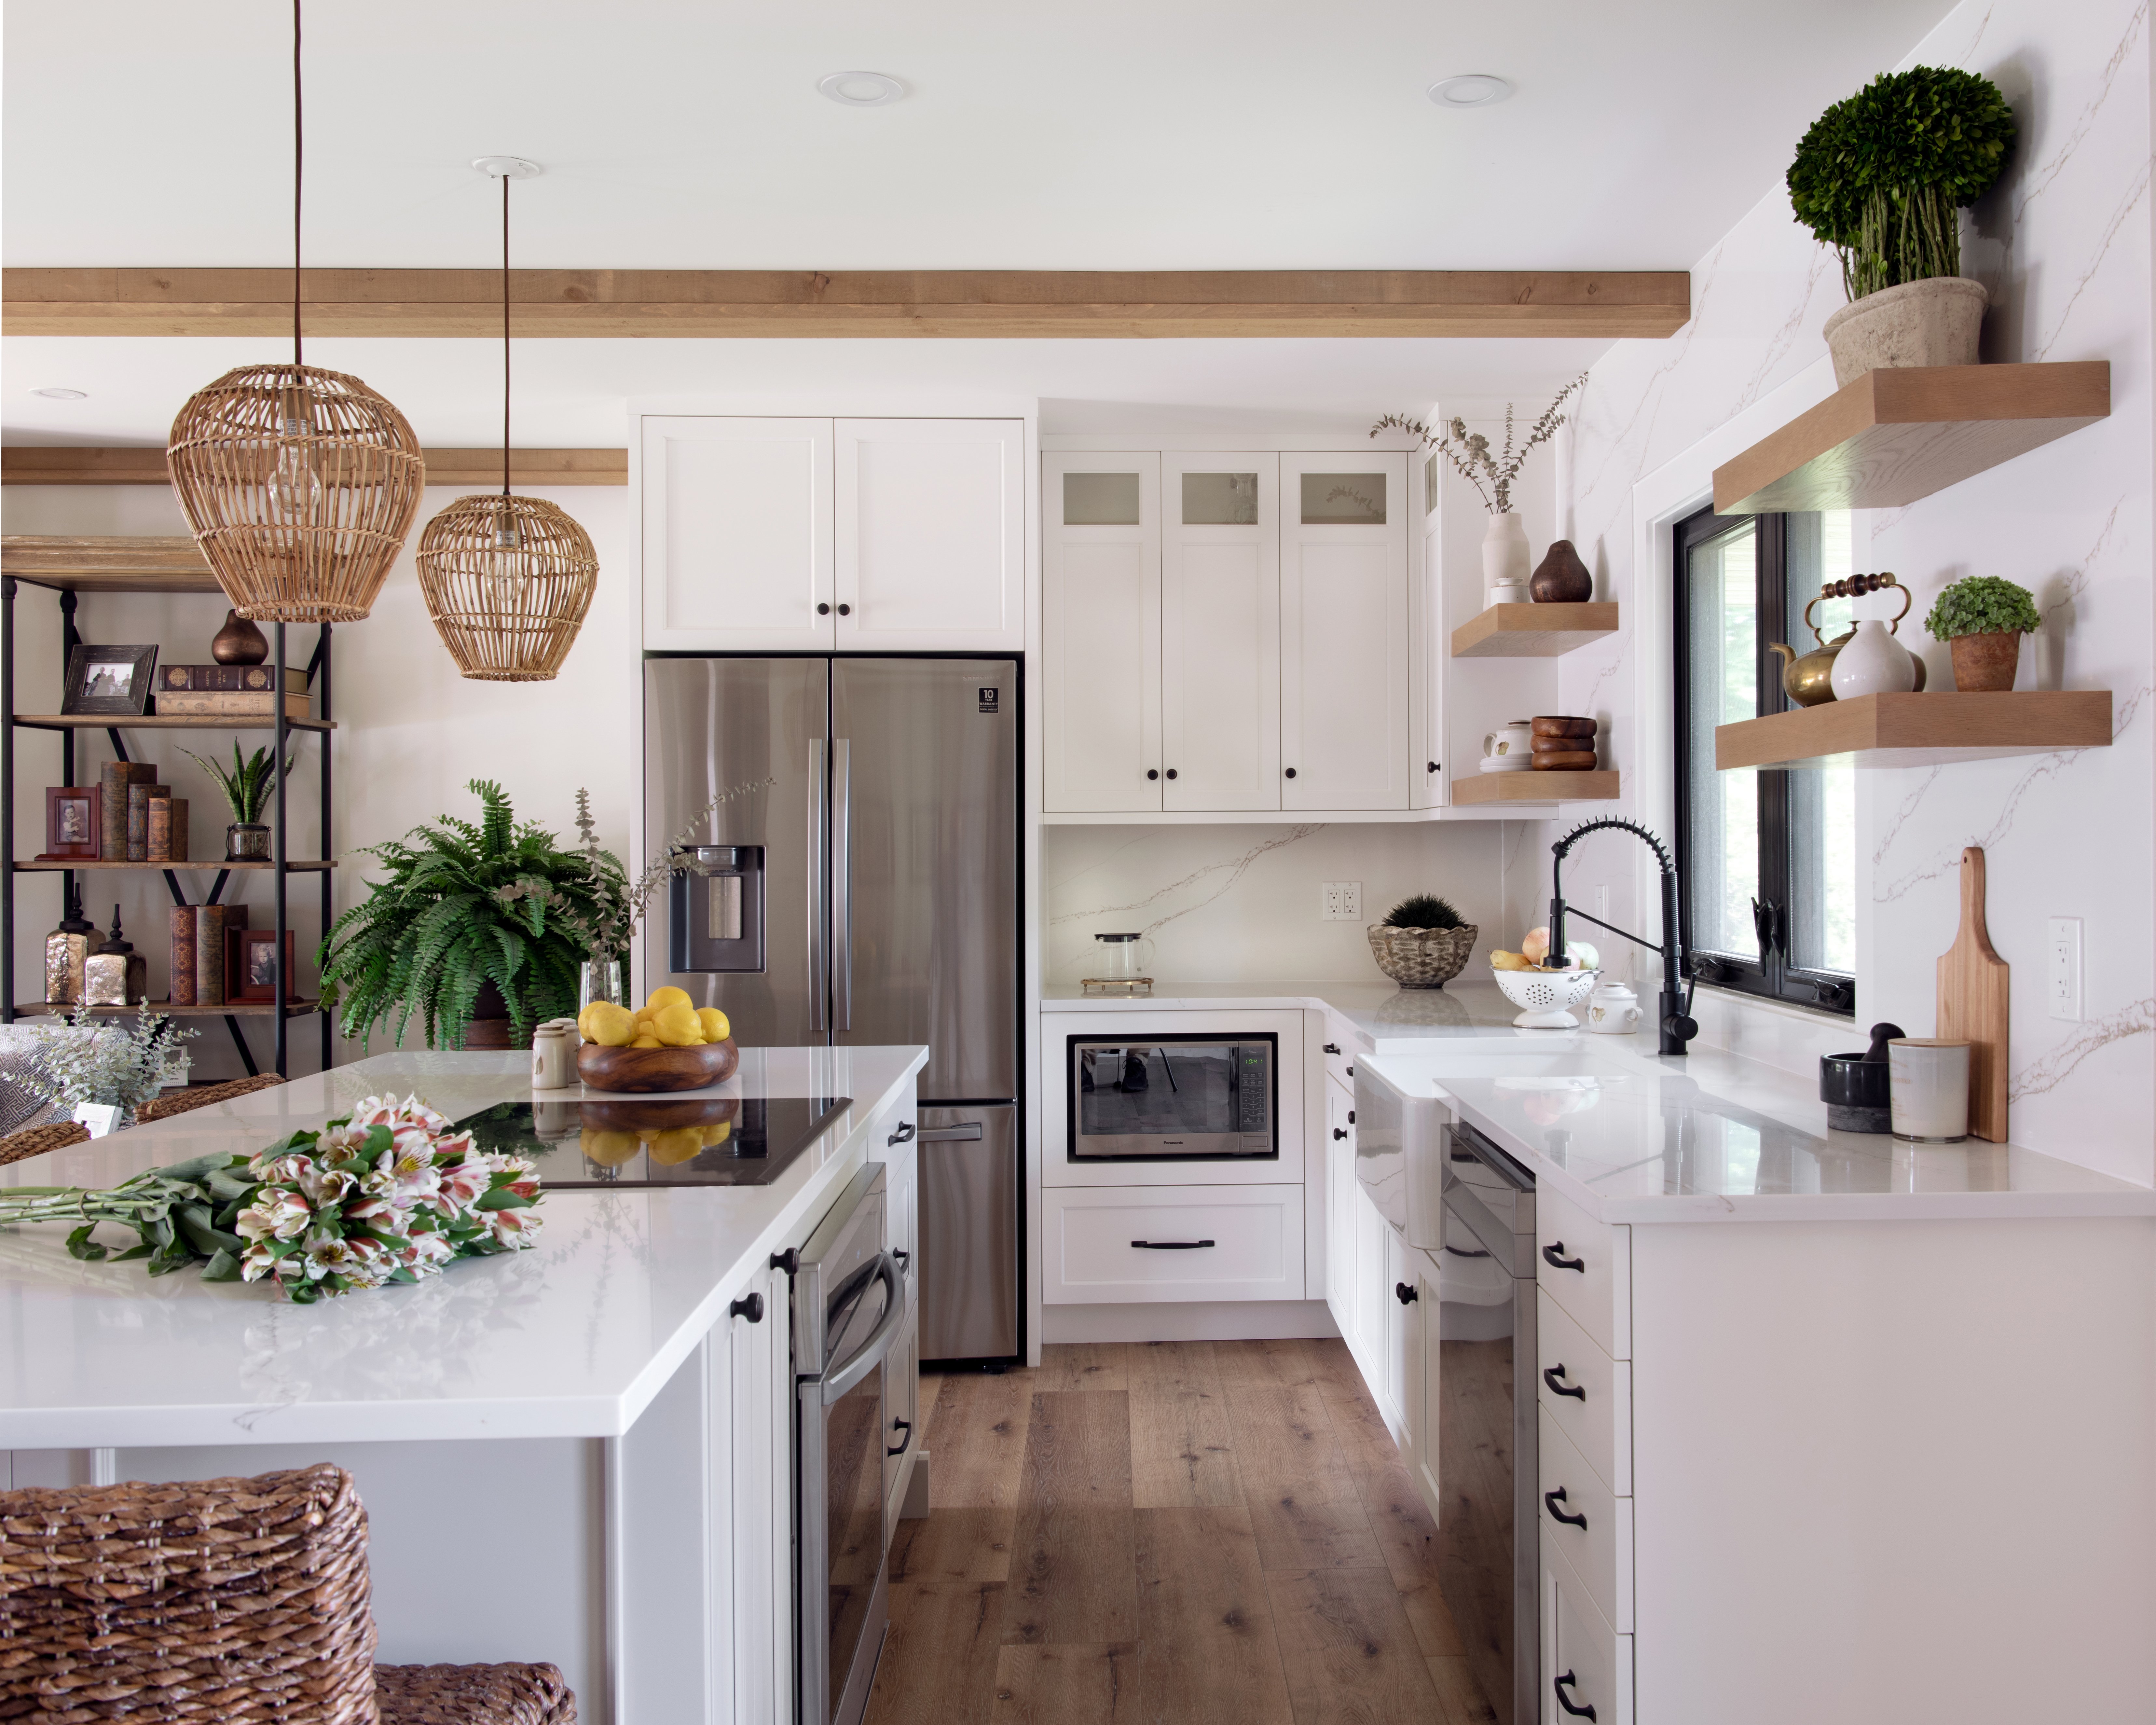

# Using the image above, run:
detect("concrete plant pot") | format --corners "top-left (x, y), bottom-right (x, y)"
top-left (1822, 277), bottom-right (1987, 387)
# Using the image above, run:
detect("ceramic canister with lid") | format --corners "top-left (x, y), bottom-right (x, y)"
top-left (1888, 1038), bottom-right (1971, 1142)
top-left (1584, 980), bottom-right (1641, 1035)
top-left (532, 1020), bottom-right (579, 1090)
top-left (1481, 720), bottom-right (1535, 771)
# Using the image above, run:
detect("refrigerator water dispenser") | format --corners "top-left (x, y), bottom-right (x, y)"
top-left (669, 845), bottom-right (766, 972)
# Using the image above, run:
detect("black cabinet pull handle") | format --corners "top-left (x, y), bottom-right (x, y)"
top-left (1543, 1364), bottom-right (1586, 1401)
top-left (1284, 767), bottom-right (1297, 779)
top-left (1323, 1043), bottom-right (1341, 1054)
top-left (1347, 1066), bottom-right (1355, 1078)
top-left (730, 1291), bottom-right (765, 1323)
top-left (1165, 768), bottom-right (1178, 780)
top-left (1332, 1127), bottom-right (1348, 1140)
top-left (1132, 1239), bottom-right (1214, 1249)
top-left (817, 602), bottom-right (831, 615)
top-left (1543, 1242), bottom-right (1586, 1273)
top-left (1544, 1487), bottom-right (1588, 1529)
top-left (837, 603), bottom-right (852, 616)
top-left (886, 1417), bottom-right (913, 1458)
top-left (893, 1248), bottom-right (909, 1269)
top-left (888, 1121), bottom-right (916, 1146)
top-left (1553, 1671), bottom-right (1596, 1719)
top-left (1147, 769), bottom-right (1159, 780)
top-left (1395, 1282), bottom-right (1418, 1304)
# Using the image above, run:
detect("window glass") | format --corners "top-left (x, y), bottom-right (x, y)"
top-left (1181, 472), bottom-right (1259, 525)
top-left (1063, 472), bottom-right (1141, 526)
top-left (1685, 518), bottom-right (1761, 959)
top-left (1786, 511), bottom-right (1858, 974)
top-left (1298, 472), bottom-right (1386, 524)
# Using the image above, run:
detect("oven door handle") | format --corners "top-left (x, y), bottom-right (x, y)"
top-left (819, 1250), bottom-right (905, 1405)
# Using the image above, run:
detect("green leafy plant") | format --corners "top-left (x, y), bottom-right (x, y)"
top-left (1373, 375), bottom-right (1585, 515)
top-left (319, 780), bottom-right (620, 1051)
top-left (1788, 67), bottom-right (2015, 300)
top-left (32, 1005), bottom-right (195, 1113)
top-left (1382, 894), bottom-right (1466, 930)
top-left (1924, 575), bottom-right (2042, 640)
top-left (182, 742), bottom-right (293, 824)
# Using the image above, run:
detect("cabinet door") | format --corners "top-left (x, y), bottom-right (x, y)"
top-left (643, 415), bottom-right (835, 650)
top-left (726, 1261), bottom-right (786, 1724)
top-left (1279, 451), bottom-right (1411, 810)
top-left (836, 419), bottom-right (1024, 650)
top-left (1413, 451), bottom-right (1447, 809)
top-left (1354, 1181), bottom-right (1387, 1371)
top-left (1380, 1221), bottom-right (1408, 1426)
top-left (884, 1301), bottom-right (920, 1546)
top-left (1413, 1254), bottom-right (1442, 1514)
top-left (1325, 1078), bottom-right (1357, 1343)
top-left (1160, 454), bottom-right (1279, 810)
top-left (1044, 454), bottom-right (1161, 812)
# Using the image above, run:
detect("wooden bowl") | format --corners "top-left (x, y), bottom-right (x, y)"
top-left (577, 1037), bottom-right (739, 1094)
top-left (578, 1095), bottom-right (741, 1135)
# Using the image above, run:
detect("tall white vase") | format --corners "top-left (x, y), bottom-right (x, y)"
top-left (1481, 513), bottom-right (1531, 589)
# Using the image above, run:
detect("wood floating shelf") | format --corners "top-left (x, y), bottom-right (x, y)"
top-left (12, 999), bottom-right (321, 1019)
top-left (12, 859), bottom-right (335, 873)
top-left (1450, 770), bottom-right (1619, 806)
top-left (2, 535), bottom-right (221, 593)
top-left (1713, 362), bottom-right (2110, 515)
top-left (1715, 691), bottom-right (2113, 771)
top-left (1451, 602), bottom-right (1619, 658)
top-left (13, 714), bottom-right (332, 733)
top-left (2, 449), bottom-right (628, 488)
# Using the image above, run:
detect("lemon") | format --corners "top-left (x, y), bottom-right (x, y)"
top-left (653, 1002), bottom-right (705, 1046)
top-left (586, 1002), bottom-right (638, 1046)
top-left (647, 985), bottom-right (693, 1012)
top-left (696, 1006), bottom-right (730, 1043)
top-left (701, 1120), bottom-right (733, 1147)
top-left (630, 1034), bottom-right (664, 1050)
top-left (581, 1128), bottom-right (640, 1168)
top-left (650, 1128), bottom-right (704, 1166)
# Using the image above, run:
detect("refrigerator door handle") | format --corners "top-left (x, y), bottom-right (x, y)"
top-left (810, 744), bottom-right (828, 1033)
top-left (832, 737), bottom-right (852, 1032)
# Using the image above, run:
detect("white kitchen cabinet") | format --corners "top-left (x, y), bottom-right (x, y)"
top-left (884, 1301), bottom-right (920, 1546)
top-left (1279, 451), bottom-right (1411, 811)
top-left (1410, 1252), bottom-right (1442, 1513)
top-left (1354, 1180), bottom-right (1387, 1378)
top-left (1379, 1220), bottom-right (1410, 1426)
top-left (1042, 1183), bottom-right (1305, 1304)
top-left (836, 419), bottom-right (1024, 650)
top-left (1325, 1077), bottom-right (1357, 1341)
top-left (1414, 452), bottom-right (1447, 809)
top-left (1541, 1530), bottom-right (1633, 1725)
top-left (722, 1258), bottom-right (794, 1725)
top-left (643, 415), bottom-right (834, 651)
top-left (1160, 454), bottom-right (1280, 810)
top-left (1043, 454), bottom-right (1162, 813)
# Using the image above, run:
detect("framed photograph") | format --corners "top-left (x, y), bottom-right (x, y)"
top-left (62, 645), bottom-right (158, 717)
top-left (39, 785), bottom-right (101, 860)
top-left (231, 928), bottom-right (299, 1004)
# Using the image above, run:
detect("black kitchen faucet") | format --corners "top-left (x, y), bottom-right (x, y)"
top-left (1548, 818), bottom-right (1700, 1057)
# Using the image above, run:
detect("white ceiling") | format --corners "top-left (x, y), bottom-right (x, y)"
top-left (2, 0), bottom-right (1955, 443)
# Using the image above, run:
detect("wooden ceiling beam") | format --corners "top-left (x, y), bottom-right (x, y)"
top-left (3, 267), bottom-right (1690, 340)
top-left (2, 447), bottom-right (628, 486)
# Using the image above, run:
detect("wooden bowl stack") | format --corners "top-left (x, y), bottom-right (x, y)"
top-left (1531, 715), bottom-right (1599, 771)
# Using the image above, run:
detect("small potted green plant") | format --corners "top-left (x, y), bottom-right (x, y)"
top-left (182, 742), bottom-right (292, 862)
top-left (1366, 894), bottom-right (1479, 990)
top-left (1924, 575), bottom-right (2041, 691)
top-left (1787, 66), bottom-right (2015, 384)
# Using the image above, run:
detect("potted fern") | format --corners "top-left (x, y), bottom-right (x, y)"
top-left (183, 743), bottom-right (293, 862)
top-left (1788, 66), bottom-right (2015, 384)
top-left (320, 780), bottom-right (624, 1051)
top-left (1367, 894), bottom-right (1479, 990)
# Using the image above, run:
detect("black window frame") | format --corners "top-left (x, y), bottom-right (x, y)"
top-left (1672, 504), bottom-right (1856, 1017)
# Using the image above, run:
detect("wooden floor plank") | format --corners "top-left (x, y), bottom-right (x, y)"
top-left (1036, 1342), bottom-right (1130, 1393)
top-left (1132, 1506), bottom-right (1296, 1725)
top-left (891, 1507), bottom-right (1018, 1585)
top-left (1308, 1338), bottom-right (1401, 1476)
top-left (1006, 1391), bottom-right (1139, 1645)
top-left (1351, 1462), bottom-right (1467, 1657)
top-left (1127, 1340), bottom-right (1243, 1508)
top-left (1426, 1655), bottom-right (1502, 1725)
top-left (866, 1576), bottom-right (1009, 1725)
top-left (989, 1644), bottom-right (1132, 1725)
top-left (1212, 1336), bottom-right (1324, 1392)
top-left (1266, 1567), bottom-right (1445, 1725)
top-left (1227, 1382), bottom-right (1385, 1572)
top-left (928, 1370), bottom-right (1038, 1509)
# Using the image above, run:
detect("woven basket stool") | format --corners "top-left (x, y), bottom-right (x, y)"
top-left (0, 1465), bottom-right (575, 1724)
top-left (136, 1075), bottom-right (285, 1125)
top-left (0, 1119), bottom-right (89, 1169)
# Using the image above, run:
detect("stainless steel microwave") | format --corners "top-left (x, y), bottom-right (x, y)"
top-left (1067, 1033), bottom-right (1277, 1160)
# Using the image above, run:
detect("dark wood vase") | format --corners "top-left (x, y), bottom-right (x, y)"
top-left (461, 979), bottom-right (519, 1050)
top-left (1529, 538), bottom-right (1593, 603)
top-left (211, 608), bottom-right (270, 666)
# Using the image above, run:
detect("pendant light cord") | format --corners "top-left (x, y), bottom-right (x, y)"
top-left (292, 0), bottom-right (303, 368)
top-left (502, 171), bottom-right (511, 496)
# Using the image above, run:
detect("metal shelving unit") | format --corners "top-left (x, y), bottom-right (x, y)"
top-left (0, 540), bottom-right (333, 1077)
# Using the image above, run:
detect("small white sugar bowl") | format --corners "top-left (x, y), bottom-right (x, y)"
top-left (1585, 980), bottom-right (1642, 1035)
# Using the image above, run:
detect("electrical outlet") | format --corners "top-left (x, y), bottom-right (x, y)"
top-left (1320, 882), bottom-right (1362, 922)
top-left (2048, 917), bottom-right (2083, 1022)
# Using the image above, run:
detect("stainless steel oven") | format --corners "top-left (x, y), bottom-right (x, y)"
top-left (793, 1164), bottom-right (905, 1725)
top-left (1065, 1032), bottom-right (1276, 1160)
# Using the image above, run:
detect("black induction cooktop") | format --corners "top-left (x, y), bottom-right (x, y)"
top-left (455, 1095), bottom-right (851, 1189)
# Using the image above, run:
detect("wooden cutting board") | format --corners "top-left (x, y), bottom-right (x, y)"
top-left (1936, 846), bottom-right (2009, 1142)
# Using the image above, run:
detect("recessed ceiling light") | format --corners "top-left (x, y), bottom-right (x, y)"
top-left (818, 70), bottom-right (904, 107)
top-left (30, 387), bottom-right (87, 400)
top-left (1428, 74), bottom-right (1514, 108)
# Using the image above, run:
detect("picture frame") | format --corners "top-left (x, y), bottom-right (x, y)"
top-left (39, 785), bottom-right (101, 860)
top-left (62, 644), bottom-right (158, 716)
top-left (230, 928), bottom-right (299, 1004)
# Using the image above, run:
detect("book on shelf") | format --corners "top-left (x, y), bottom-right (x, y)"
top-left (145, 794), bottom-right (188, 864)
top-left (159, 665), bottom-right (311, 694)
top-left (170, 907), bottom-right (197, 1006)
top-left (153, 691), bottom-right (311, 720)
top-left (193, 904), bottom-right (227, 1007)
top-left (125, 782), bottom-right (168, 862)
top-left (99, 762), bottom-right (156, 860)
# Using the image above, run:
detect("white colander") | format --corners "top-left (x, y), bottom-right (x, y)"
top-left (1492, 965), bottom-right (1600, 1028)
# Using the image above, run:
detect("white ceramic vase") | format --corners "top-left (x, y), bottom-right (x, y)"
top-left (1830, 619), bottom-right (1919, 699)
top-left (1481, 513), bottom-right (1530, 589)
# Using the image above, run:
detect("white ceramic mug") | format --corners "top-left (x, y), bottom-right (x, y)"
top-left (1888, 1038), bottom-right (1971, 1142)
top-left (1586, 982), bottom-right (1641, 1034)
top-left (1482, 720), bottom-right (1535, 770)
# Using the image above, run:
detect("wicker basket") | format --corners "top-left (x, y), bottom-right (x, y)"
top-left (1366, 923), bottom-right (1478, 989)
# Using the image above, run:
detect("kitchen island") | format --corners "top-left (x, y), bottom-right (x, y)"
top-left (0, 1043), bottom-right (930, 1725)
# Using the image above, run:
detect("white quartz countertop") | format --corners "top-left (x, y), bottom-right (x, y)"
top-left (0, 1045), bottom-right (926, 1449)
top-left (1043, 978), bottom-right (2156, 1223)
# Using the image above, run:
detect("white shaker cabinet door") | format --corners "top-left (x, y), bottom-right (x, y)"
top-left (1043, 454), bottom-right (1162, 812)
top-left (1325, 1076), bottom-right (1358, 1343)
top-left (836, 419), bottom-right (1024, 650)
top-left (1279, 451), bottom-right (1411, 810)
top-left (642, 415), bottom-right (835, 650)
top-left (1160, 454), bottom-right (1280, 810)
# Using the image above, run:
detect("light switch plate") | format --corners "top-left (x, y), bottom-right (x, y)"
top-left (2047, 916), bottom-right (2083, 1022)
top-left (1321, 882), bottom-right (1362, 922)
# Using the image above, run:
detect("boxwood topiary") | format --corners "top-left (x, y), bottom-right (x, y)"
top-left (1788, 66), bottom-right (2015, 300)
top-left (1923, 575), bottom-right (2042, 641)
top-left (1382, 893), bottom-right (1466, 930)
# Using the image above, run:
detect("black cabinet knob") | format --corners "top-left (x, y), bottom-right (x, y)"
top-left (729, 1291), bottom-right (765, 1323)
top-left (1395, 1282), bottom-right (1418, 1304)
top-left (1332, 1127), bottom-right (1348, 1140)
top-left (1147, 769), bottom-right (1160, 780)
top-left (816, 603), bottom-right (831, 615)
top-left (837, 603), bottom-right (852, 616)
top-left (1165, 768), bottom-right (1178, 780)
top-left (1323, 1043), bottom-right (1341, 1055)
top-left (1347, 1110), bottom-right (1354, 1124)
top-left (1284, 767), bottom-right (1297, 779)
top-left (1428, 761), bottom-right (1440, 773)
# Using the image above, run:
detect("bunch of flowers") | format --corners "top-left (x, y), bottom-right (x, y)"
top-left (0, 1093), bottom-right (542, 1304)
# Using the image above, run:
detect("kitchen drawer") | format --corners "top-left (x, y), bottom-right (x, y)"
top-left (1539, 1528), bottom-right (1634, 1725)
top-left (1321, 1015), bottom-right (1368, 1094)
top-left (1043, 1184), bottom-right (1304, 1304)
top-left (883, 1299), bottom-right (920, 1548)
top-left (1536, 1287), bottom-right (1630, 1496)
top-left (1537, 1404), bottom-right (1632, 1634)
top-left (1536, 1182), bottom-right (1630, 1359)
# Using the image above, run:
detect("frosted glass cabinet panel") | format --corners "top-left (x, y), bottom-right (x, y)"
top-left (1044, 454), bottom-right (1162, 813)
top-left (1161, 455), bottom-right (1279, 811)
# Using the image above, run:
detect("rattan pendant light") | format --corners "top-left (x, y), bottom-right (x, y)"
top-left (414, 162), bottom-right (599, 682)
top-left (166, 0), bottom-right (423, 623)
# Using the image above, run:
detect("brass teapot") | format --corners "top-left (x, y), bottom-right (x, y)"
top-left (1768, 576), bottom-right (1924, 707)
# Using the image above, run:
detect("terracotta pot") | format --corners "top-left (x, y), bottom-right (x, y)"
top-left (1821, 277), bottom-right (1987, 387)
top-left (1949, 631), bottom-right (2021, 692)
top-left (1529, 539), bottom-right (1593, 603)
top-left (578, 1037), bottom-right (741, 1094)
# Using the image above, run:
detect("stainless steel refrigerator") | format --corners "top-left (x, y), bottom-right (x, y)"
top-left (647, 656), bottom-right (1020, 1362)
